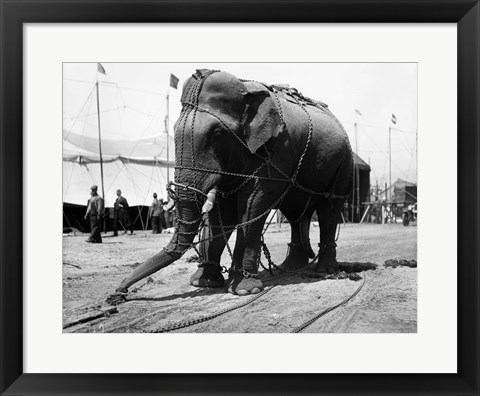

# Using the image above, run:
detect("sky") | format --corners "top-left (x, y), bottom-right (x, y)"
top-left (63, 62), bottom-right (417, 186)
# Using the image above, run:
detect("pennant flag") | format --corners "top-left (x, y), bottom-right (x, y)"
top-left (355, 108), bottom-right (362, 116)
top-left (97, 63), bottom-right (106, 75)
top-left (391, 114), bottom-right (397, 124)
top-left (170, 74), bottom-right (179, 89)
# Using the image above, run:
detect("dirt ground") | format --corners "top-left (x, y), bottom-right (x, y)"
top-left (63, 223), bottom-right (417, 333)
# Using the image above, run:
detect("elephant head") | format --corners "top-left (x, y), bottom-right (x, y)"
top-left (112, 70), bottom-right (287, 295)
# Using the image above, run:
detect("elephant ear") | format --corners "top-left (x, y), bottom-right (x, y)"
top-left (241, 82), bottom-right (286, 154)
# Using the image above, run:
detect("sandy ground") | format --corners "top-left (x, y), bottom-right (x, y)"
top-left (63, 223), bottom-right (417, 333)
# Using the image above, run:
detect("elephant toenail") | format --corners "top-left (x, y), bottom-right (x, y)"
top-left (251, 288), bottom-right (261, 294)
top-left (237, 289), bottom-right (250, 296)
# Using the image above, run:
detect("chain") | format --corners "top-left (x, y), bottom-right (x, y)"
top-left (228, 267), bottom-right (259, 279)
top-left (291, 272), bottom-right (366, 333)
top-left (262, 243), bottom-right (318, 276)
top-left (175, 165), bottom-right (347, 200)
top-left (271, 88), bottom-right (285, 125)
top-left (175, 164), bottom-right (289, 184)
top-left (217, 160), bottom-right (269, 197)
top-left (292, 101), bottom-right (313, 182)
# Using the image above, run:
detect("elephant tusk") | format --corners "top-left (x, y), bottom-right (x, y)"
top-left (201, 188), bottom-right (217, 214)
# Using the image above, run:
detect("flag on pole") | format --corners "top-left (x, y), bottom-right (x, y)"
top-left (97, 63), bottom-right (106, 75)
top-left (355, 108), bottom-right (362, 116)
top-left (391, 114), bottom-right (397, 124)
top-left (170, 74), bottom-right (179, 89)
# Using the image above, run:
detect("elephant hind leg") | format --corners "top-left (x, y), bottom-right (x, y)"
top-left (316, 200), bottom-right (342, 274)
top-left (280, 208), bottom-right (315, 270)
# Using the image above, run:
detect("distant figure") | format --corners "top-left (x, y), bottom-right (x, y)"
top-left (84, 185), bottom-right (104, 243)
top-left (113, 189), bottom-right (133, 236)
top-left (160, 199), bottom-right (167, 230)
top-left (149, 193), bottom-right (164, 234)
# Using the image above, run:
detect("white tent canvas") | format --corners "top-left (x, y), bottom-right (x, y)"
top-left (63, 64), bottom-right (174, 207)
top-left (63, 131), bottom-right (173, 206)
top-left (63, 158), bottom-right (170, 207)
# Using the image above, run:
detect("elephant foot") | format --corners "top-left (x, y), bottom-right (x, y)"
top-left (226, 270), bottom-right (264, 296)
top-left (315, 243), bottom-right (339, 274)
top-left (280, 243), bottom-right (309, 271)
top-left (190, 262), bottom-right (225, 288)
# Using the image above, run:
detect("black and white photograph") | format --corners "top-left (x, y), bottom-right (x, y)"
top-left (62, 62), bottom-right (417, 333)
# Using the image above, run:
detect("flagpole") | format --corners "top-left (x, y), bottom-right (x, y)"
top-left (354, 113), bottom-right (358, 221)
top-left (166, 89), bottom-right (170, 183)
top-left (415, 127), bottom-right (418, 185)
top-left (95, 79), bottom-right (105, 203)
top-left (353, 109), bottom-right (362, 222)
top-left (388, 125), bottom-right (392, 201)
top-left (352, 112), bottom-right (356, 222)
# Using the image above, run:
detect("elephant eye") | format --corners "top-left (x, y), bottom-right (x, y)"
top-left (211, 128), bottom-right (223, 140)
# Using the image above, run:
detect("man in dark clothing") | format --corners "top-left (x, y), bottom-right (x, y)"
top-left (84, 185), bottom-right (104, 243)
top-left (113, 189), bottom-right (133, 236)
top-left (149, 193), bottom-right (164, 234)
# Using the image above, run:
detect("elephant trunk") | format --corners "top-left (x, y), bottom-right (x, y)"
top-left (115, 190), bottom-right (202, 293)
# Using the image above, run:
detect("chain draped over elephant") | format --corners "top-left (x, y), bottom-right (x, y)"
top-left (108, 69), bottom-right (353, 302)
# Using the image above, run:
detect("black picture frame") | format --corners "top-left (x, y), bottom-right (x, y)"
top-left (1, 1), bottom-right (479, 395)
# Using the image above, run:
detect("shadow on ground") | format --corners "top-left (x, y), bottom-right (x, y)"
top-left (124, 261), bottom-right (379, 305)
top-left (125, 287), bottom-right (224, 303)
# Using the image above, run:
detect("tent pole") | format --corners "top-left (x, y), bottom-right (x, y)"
top-left (389, 125), bottom-right (392, 201)
top-left (415, 128), bottom-right (418, 185)
top-left (352, 116), bottom-right (356, 222)
top-left (95, 81), bottom-right (105, 201)
top-left (355, 121), bottom-right (360, 220)
top-left (96, 80), bottom-right (106, 232)
top-left (166, 91), bottom-right (170, 183)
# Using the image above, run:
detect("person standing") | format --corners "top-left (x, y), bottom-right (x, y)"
top-left (84, 185), bottom-right (104, 243)
top-left (149, 193), bottom-right (163, 234)
top-left (113, 189), bottom-right (133, 236)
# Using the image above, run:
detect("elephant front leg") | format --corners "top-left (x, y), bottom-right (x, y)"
top-left (190, 196), bottom-right (237, 288)
top-left (226, 217), bottom-right (266, 296)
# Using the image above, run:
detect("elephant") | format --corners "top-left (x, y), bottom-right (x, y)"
top-left (107, 69), bottom-right (353, 302)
